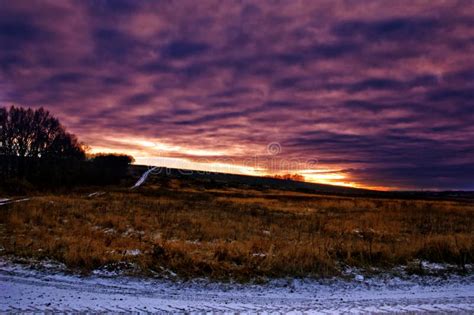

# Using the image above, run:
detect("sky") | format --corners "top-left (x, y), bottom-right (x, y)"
top-left (1, 0), bottom-right (473, 190)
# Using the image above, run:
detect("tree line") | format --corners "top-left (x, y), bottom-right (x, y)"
top-left (0, 106), bottom-right (133, 193)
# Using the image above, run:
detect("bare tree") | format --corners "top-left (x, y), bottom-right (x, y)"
top-left (0, 107), bottom-right (7, 156)
top-left (0, 106), bottom-right (85, 159)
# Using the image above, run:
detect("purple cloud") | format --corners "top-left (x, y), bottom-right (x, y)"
top-left (1, 0), bottom-right (473, 190)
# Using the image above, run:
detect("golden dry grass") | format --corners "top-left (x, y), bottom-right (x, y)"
top-left (0, 184), bottom-right (473, 281)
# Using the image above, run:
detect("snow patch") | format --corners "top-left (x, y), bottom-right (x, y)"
top-left (103, 228), bottom-right (116, 235)
top-left (124, 249), bottom-right (142, 256)
top-left (131, 167), bottom-right (158, 189)
top-left (0, 197), bottom-right (30, 206)
top-left (87, 191), bottom-right (106, 198)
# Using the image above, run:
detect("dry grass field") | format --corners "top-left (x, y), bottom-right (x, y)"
top-left (0, 179), bottom-right (473, 281)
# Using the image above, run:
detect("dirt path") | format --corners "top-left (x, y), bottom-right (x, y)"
top-left (1, 262), bottom-right (473, 313)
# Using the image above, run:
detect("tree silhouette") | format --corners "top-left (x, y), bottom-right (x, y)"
top-left (0, 106), bottom-right (135, 191)
top-left (272, 173), bottom-right (305, 182)
top-left (0, 106), bottom-right (85, 159)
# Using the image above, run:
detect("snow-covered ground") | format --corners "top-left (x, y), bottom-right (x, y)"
top-left (87, 191), bottom-right (106, 198)
top-left (131, 166), bottom-right (158, 189)
top-left (1, 260), bottom-right (473, 313)
top-left (0, 197), bottom-right (30, 206)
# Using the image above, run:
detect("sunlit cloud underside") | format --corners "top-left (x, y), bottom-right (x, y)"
top-left (88, 138), bottom-right (385, 190)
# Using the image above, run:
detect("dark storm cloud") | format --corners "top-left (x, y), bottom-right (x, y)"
top-left (45, 72), bottom-right (89, 85)
top-left (163, 41), bottom-right (210, 59)
top-left (1, 0), bottom-right (473, 189)
top-left (122, 93), bottom-right (155, 106)
top-left (275, 42), bottom-right (361, 65)
top-left (332, 17), bottom-right (440, 41)
top-left (0, 19), bottom-right (54, 51)
top-left (86, 0), bottom-right (141, 14)
top-left (428, 88), bottom-right (474, 102)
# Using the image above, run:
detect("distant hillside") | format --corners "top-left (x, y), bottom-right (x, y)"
top-left (129, 165), bottom-right (474, 202)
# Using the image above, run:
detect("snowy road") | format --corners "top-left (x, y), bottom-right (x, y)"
top-left (1, 262), bottom-right (473, 313)
top-left (131, 166), bottom-right (158, 189)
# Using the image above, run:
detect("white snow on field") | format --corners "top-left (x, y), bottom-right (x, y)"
top-left (1, 260), bottom-right (473, 313)
top-left (0, 197), bottom-right (30, 206)
top-left (131, 167), bottom-right (158, 189)
top-left (124, 249), bottom-right (142, 256)
top-left (87, 191), bottom-right (106, 198)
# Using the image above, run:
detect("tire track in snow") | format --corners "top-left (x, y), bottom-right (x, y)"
top-left (131, 167), bottom-right (158, 189)
top-left (1, 263), bottom-right (473, 313)
top-left (0, 197), bottom-right (30, 207)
